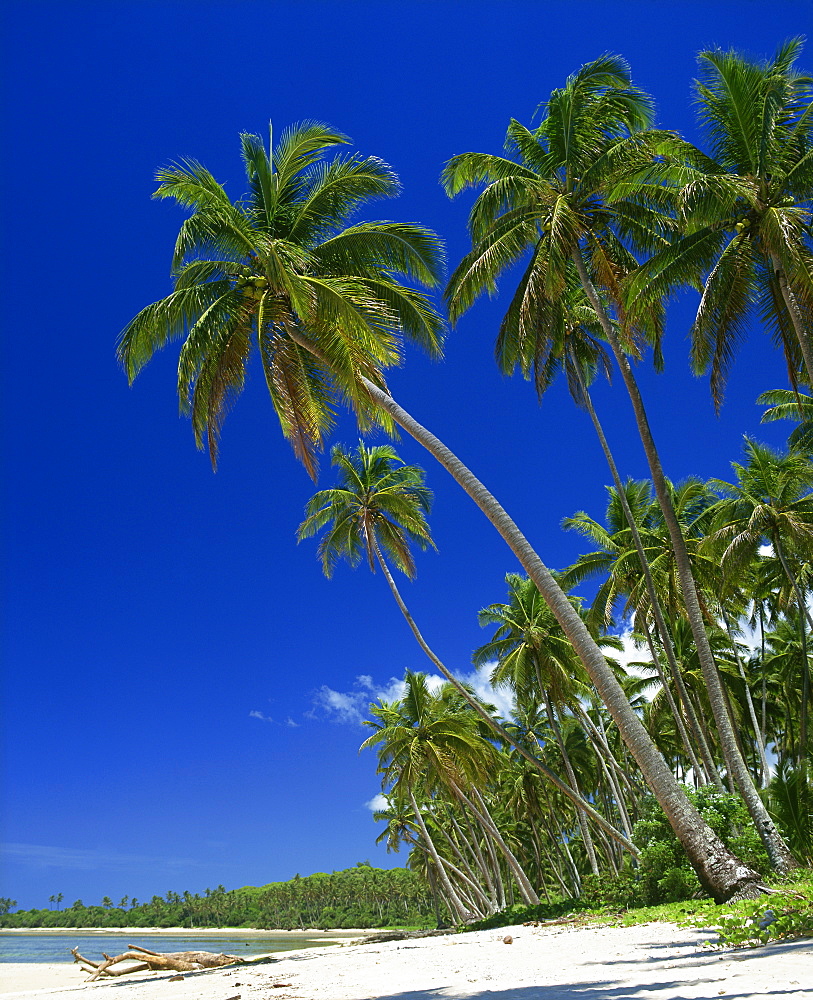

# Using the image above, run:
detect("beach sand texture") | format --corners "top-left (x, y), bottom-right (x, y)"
top-left (1, 922), bottom-right (810, 1000)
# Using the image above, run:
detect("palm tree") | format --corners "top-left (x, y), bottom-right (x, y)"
top-left (122, 119), bottom-right (763, 901)
top-left (298, 442), bottom-right (635, 854)
top-left (118, 121), bottom-right (444, 477)
top-left (627, 39), bottom-right (813, 398)
top-left (362, 672), bottom-right (503, 920)
top-left (443, 56), bottom-right (796, 873)
top-left (562, 480), bottom-right (721, 788)
top-left (707, 438), bottom-right (813, 760)
top-left (475, 573), bottom-right (603, 875)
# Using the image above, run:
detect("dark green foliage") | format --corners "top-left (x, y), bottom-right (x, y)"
top-left (0, 867), bottom-right (434, 930)
top-left (465, 898), bottom-right (581, 931)
top-left (633, 790), bottom-right (771, 905)
top-left (580, 872), bottom-right (642, 909)
top-left (765, 758), bottom-right (813, 864)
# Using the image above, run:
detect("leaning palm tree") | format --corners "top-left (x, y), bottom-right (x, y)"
top-left (298, 442), bottom-right (631, 854)
top-left (443, 57), bottom-right (796, 873)
top-left (707, 438), bottom-right (813, 761)
top-left (627, 38), bottom-right (813, 398)
top-left (120, 118), bottom-right (765, 901)
top-left (118, 121), bottom-right (444, 476)
top-left (475, 573), bottom-right (602, 875)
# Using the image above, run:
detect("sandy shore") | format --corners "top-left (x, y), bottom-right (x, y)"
top-left (1, 920), bottom-right (810, 1000)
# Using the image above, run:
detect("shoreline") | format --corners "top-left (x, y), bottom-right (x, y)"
top-left (0, 927), bottom-right (378, 937)
top-left (0, 920), bottom-right (810, 1000)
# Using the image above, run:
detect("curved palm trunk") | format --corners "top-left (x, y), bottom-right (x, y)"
top-left (770, 253), bottom-right (813, 387)
top-left (773, 536), bottom-right (812, 763)
top-left (407, 788), bottom-right (474, 923)
top-left (371, 541), bottom-right (637, 855)
top-left (448, 810), bottom-right (503, 912)
top-left (572, 252), bottom-right (797, 875)
top-left (359, 373), bottom-right (762, 900)
top-left (455, 782), bottom-right (540, 904)
top-left (720, 609), bottom-right (771, 787)
top-left (573, 704), bottom-right (636, 846)
top-left (575, 365), bottom-right (718, 787)
top-left (540, 687), bottom-right (599, 876)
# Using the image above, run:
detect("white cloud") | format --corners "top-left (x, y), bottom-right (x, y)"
top-left (249, 710), bottom-right (273, 722)
top-left (611, 623), bottom-right (653, 677)
top-left (314, 666), bottom-right (516, 726)
top-left (365, 793), bottom-right (389, 812)
top-left (314, 674), bottom-right (408, 725)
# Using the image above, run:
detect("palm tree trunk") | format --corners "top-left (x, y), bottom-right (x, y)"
top-left (407, 788), bottom-right (473, 923)
top-left (571, 251), bottom-right (797, 875)
top-left (720, 608), bottom-right (771, 787)
top-left (772, 535), bottom-right (812, 762)
top-left (541, 687), bottom-right (600, 876)
top-left (288, 325), bottom-right (764, 900)
top-left (450, 781), bottom-right (539, 904)
top-left (448, 810), bottom-right (501, 910)
top-left (770, 253), bottom-right (813, 387)
top-left (638, 615), bottom-right (711, 786)
top-left (575, 364), bottom-right (718, 787)
top-left (371, 541), bottom-right (636, 854)
top-left (574, 704), bottom-right (635, 845)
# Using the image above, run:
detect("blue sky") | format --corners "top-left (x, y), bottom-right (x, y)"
top-left (1, 0), bottom-right (810, 910)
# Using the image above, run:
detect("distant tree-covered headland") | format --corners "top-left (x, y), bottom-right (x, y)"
top-left (0, 865), bottom-right (435, 930)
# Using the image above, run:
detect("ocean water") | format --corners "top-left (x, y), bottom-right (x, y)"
top-left (0, 931), bottom-right (336, 964)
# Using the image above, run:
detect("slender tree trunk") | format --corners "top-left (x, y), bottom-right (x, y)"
top-left (407, 788), bottom-right (473, 923)
top-left (289, 325), bottom-right (764, 900)
top-left (770, 253), bottom-right (813, 387)
top-left (448, 811), bottom-right (501, 911)
top-left (576, 365), bottom-right (717, 787)
top-left (639, 616), bottom-right (711, 786)
top-left (773, 536), bottom-right (811, 763)
top-left (451, 782), bottom-right (540, 904)
top-left (371, 542), bottom-right (636, 854)
top-left (720, 609), bottom-right (771, 787)
top-left (571, 252), bottom-right (797, 875)
top-left (576, 704), bottom-right (635, 846)
top-left (541, 688), bottom-right (600, 876)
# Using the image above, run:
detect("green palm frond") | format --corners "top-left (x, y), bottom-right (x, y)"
top-left (120, 120), bottom-right (445, 471)
top-left (289, 154), bottom-right (400, 243)
top-left (690, 233), bottom-right (758, 408)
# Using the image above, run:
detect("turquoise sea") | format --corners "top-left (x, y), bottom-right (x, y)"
top-left (0, 931), bottom-right (336, 964)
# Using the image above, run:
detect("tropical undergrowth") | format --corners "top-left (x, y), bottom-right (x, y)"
top-left (465, 870), bottom-right (813, 948)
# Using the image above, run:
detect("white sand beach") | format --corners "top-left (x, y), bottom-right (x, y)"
top-left (0, 921), bottom-right (810, 1000)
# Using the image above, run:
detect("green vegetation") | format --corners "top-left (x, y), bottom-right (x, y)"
top-left (464, 871), bottom-right (813, 949)
top-left (0, 865), bottom-right (434, 930)
top-left (118, 40), bottom-right (813, 913)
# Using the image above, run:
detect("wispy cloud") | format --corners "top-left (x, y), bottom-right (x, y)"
top-left (314, 665), bottom-right (516, 725)
top-left (249, 710), bottom-right (273, 722)
top-left (1, 843), bottom-right (203, 872)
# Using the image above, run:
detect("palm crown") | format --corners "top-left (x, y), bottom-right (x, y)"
top-left (442, 55), bottom-right (672, 357)
top-left (297, 441), bottom-right (435, 578)
top-left (626, 39), bottom-right (813, 404)
top-left (117, 122), bottom-right (445, 475)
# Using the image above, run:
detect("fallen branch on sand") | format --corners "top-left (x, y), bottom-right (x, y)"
top-left (71, 944), bottom-right (244, 980)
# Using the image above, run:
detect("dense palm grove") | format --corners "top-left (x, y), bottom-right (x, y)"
top-left (107, 39), bottom-right (813, 919)
top-left (0, 867), bottom-right (434, 929)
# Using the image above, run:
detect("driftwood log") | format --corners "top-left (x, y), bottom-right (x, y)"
top-left (71, 944), bottom-right (244, 981)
